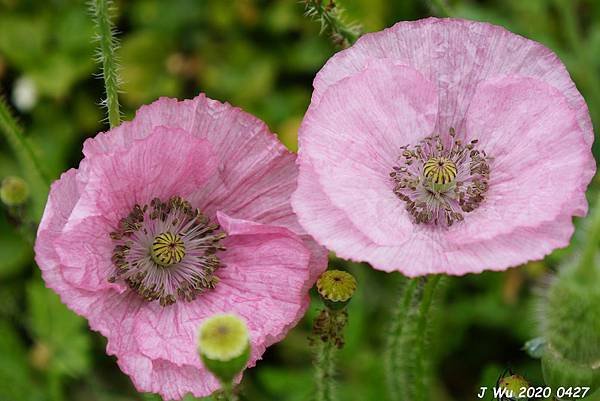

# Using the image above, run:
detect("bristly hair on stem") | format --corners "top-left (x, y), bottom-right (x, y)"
top-left (0, 97), bottom-right (50, 219)
top-left (303, 0), bottom-right (362, 49)
top-left (384, 275), bottom-right (446, 401)
top-left (90, 0), bottom-right (122, 128)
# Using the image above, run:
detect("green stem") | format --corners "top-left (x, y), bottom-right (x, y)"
top-left (576, 192), bottom-right (600, 278)
top-left (385, 275), bottom-right (443, 401)
top-left (384, 278), bottom-right (419, 399)
top-left (0, 98), bottom-right (50, 218)
top-left (91, 0), bottom-right (121, 128)
top-left (303, 0), bottom-right (362, 48)
top-left (315, 339), bottom-right (336, 401)
top-left (429, 0), bottom-right (453, 17)
top-left (221, 382), bottom-right (238, 401)
top-left (47, 371), bottom-right (65, 401)
top-left (413, 275), bottom-right (442, 401)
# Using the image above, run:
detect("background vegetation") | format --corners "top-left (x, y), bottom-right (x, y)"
top-left (0, 0), bottom-right (599, 400)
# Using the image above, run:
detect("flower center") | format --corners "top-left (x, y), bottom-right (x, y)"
top-left (151, 232), bottom-right (185, 267)
top-left (423, 157), bottom-right (457, 186)
top-left (109, 196), bottom-right (226, 306)
top-left (390, 128), bottom-right (491, 227)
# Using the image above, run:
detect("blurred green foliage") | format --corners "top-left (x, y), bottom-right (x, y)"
top-left (0, 0), bottom-right (599, 400)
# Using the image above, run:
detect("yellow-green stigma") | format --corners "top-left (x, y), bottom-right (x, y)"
top-left (110, 196), bottom-right (225, 306)
top-left (390, 129), bottom-right (491, 226)
top-left (316, 270), bottom-right (357, 304)
top-left (423, 156), bottom-right (457, 186)
top-left (151, 231), bottom-right (185, 267)
top-left (198, 314), bottom-right (249, 362)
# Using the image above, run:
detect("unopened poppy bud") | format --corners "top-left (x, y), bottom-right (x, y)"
top-left (197, 313), bottom-right (250, 383)
top-left (0, 176), bottom-right (29, 206)
top-left (316, 270), bottom-right (357, 309)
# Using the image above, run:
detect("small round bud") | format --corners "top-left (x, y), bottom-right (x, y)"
top-left (197, 313), bottom-right (250, 383)
top-left (498, 374), bottom-right (529, 400)
top-left (316, 270), bottom-right (357, 309)
top-left (0, 176), bottom-right (29, 206)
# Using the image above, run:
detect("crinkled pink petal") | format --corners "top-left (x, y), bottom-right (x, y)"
top-left (445, 76), bottom-right (594, 242)
top-left (55, 216), bottom-right (119, 292)
top-left (299, 61), bottom-right (438, 245)
top-left (293, 17), bottom-right (595, 276)
top-left (84, 94), bottom-right (326, 282)
top-left (52, 127), bottom-right (215, 292)
top-left (73, 126), bottom-right (216, 224)
top-left (292, 161), bottom-right (380, 260)
top-left (36, 172), bottom-right (150, 390)
top-left (110, 213), bottom-right (311, 399)
top-left (311, 18), bottom-right (593, 148)
top-left (35, 94), bottom-right (327, 400)
top-left (34, 170), bottom-right (105, 314)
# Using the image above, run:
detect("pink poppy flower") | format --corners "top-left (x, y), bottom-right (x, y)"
top-left (292, 18), bottom-right (595, 276)
top-left (34, 94), bottom-right (327, 400)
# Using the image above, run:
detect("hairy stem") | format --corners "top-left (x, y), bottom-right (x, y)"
top-left (385, 277), bottom-right (419, 398)
top-left (0, 98), bottom-right (49, 218)
top-left (91, 0), bottom-right (121, 128)
top-left (413, 275), bottom-right (442, 401)
top-left (315, 339), bottom-right (336, 401)
top-left (385, 275), bottom-right (444, 401)
top-left (303, 0), bottom-right (362, 48)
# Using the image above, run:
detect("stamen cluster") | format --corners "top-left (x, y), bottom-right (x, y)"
top-left (390, 129), bottom-right (491, 227)
top-left (109, 196), bottom-right (226, 306)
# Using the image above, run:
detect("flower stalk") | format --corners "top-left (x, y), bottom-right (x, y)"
top-left (0, 98), bottom-right (49, 219)
top-left (303, 0), bottom-right (362, 48)
top-left (219, 382), bottom-right (236, 401)
top-left (311, 270), bottom-right (357, 401)
top-left (314, 329), bottom-right (337, 401)
top-left (385, 275), bottom-right (444, 401)
top-left (91, 0), bottom-right (121, 128)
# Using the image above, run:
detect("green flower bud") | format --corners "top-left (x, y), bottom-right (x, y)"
top-left (0, 176), bottom-right (29, 206)
top-left (197, 313), bottom-right (250, 383)
top-left (316, 270), bottom-right (357, 309)
top-left (540, 263), bottom-right (600, 392)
